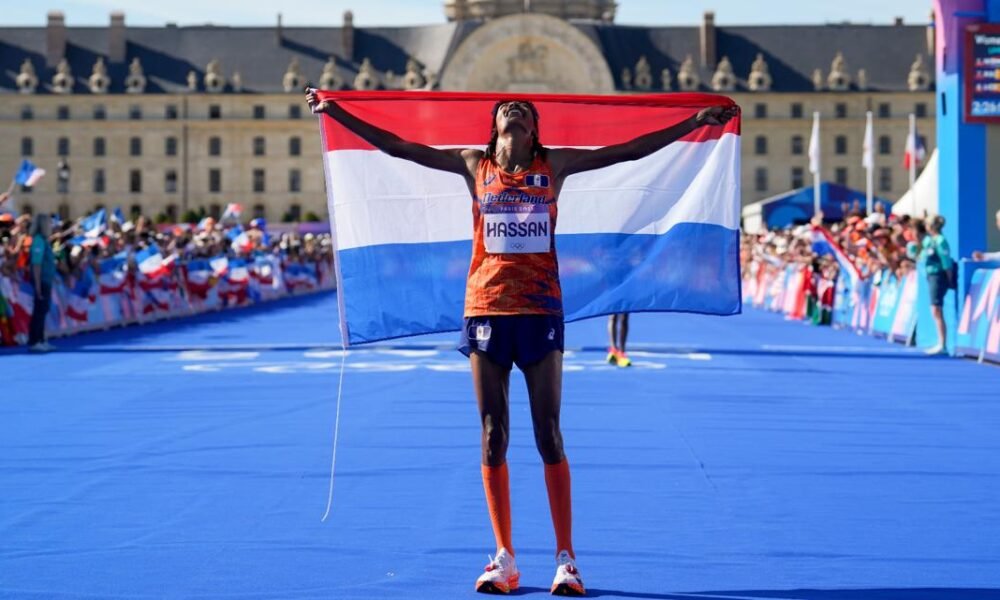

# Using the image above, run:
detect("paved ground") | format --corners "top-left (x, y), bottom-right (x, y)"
top-left (1, 292), bottom-right (998, 599)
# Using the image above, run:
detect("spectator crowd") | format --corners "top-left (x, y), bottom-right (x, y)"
top-left (741, 201), bottom-right (956, 353)
top-left (0, 201), bottom-right (334, 350)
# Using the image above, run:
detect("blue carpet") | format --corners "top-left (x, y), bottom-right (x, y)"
top-left (1, 292), bottom-right (998, 599)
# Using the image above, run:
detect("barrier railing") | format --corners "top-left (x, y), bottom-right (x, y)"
top-left (956, 261), bottom-right (1000, 363)
top-left (745, 257), bottom-right (1000, 364)
top-left (0, 255), bottom-right (335, 346)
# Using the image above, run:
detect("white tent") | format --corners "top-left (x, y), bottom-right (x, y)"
top-left (892, 149), bottom-right (939, 217)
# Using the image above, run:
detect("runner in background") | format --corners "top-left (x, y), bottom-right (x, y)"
top-left (607, 313), bottom-right (632, 367)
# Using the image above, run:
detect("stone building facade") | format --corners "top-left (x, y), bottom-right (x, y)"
top-left (0, 3), bottom-right (935, 221)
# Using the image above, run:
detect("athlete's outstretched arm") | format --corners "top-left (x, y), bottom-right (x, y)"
top-left (549, 105), bottom-right (738, 180)
top-left (306, 88), bottom-right (481, 178)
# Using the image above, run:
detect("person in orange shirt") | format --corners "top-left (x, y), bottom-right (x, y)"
top-left (307, 89), bottom-right (735, 595)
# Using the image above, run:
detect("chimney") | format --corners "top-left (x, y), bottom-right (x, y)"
top-left (342, 11), bottom-right (354, 60)
top-left (46, 11), bottom-right (67, 68)
top-left (700, 11), bottom-right (716, 69)
top-left (276, 13), bottom-right (283, 44)
top-left (109, 12), bottom-right (126, 63)
top-left (448, 0), bottom-right (468, 21)
top-left (894, 16), bottom-right (904, 26)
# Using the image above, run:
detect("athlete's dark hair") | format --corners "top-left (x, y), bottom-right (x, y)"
top-left (485, 99), bottom-right (546, 161)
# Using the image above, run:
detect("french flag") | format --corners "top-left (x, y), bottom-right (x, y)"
top-left (98, 253), bottom-right (128, 294)
top-left (14, 159), bottom-right (45, 188)
top-left (135, 246), bottom-right (173, 285)
top-left (903, 131), bottom-right (927, 170)
top-left (316, 91), bottom-right (742, 345)
top-left (251, 256), bottom-right (276, 286)
top-left (81, 209), bottom-right (107, 240)
top-left (227, 225), bottom-right (254, 254)
top-left (110, 206), bottom-right (127, 225)
top-left (284, 263), bottom-right (318, 292)
top-left (184, 259), bottom-right (215, 298)
top-left (226, 258), bottom-right (250, 285)
top-left (66, 269), bottom-right (96, 322)
top-left (221, 203), bottom-right (243, 222)
top-left (811, 225), bottom-right (863, 289)
top-left (209, 255), bottom-right (229, 277)
top-left (141, 287), bottom-right (171, 314)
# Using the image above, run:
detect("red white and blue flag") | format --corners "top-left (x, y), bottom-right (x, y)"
top-left (811, 225), bottom-right (862, 289)
top-left (14, 159), bottom-right (45, 188)
top-left (284, 263), bottom-right (318, 292)
top-left (209, 255), bottom-right (229, 277)
top-left (136, 246), bottom-right (174, 290)
top-left (903, 130), bottom-right (927, 170)
top-left (221, 203), bottom-right (243, 222)
top-left (316, 91), bottom-right (742, 345)
top-left (98, 253), bottom-right (128, 295)
top-left (66, 268), bottom-right (97, 322)
top-left (183, 259), bottom-right (215, 298)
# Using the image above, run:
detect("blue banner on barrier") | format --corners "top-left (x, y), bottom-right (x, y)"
top-left (956, 265), bottom-right (1000, 362)
top-left (956, 268), bottom-right (996, 357)
top-left (871, 271), bottom-right (900, 337)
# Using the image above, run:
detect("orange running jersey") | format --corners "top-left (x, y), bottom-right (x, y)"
top-left (464, 155), bottom-right (562, 317)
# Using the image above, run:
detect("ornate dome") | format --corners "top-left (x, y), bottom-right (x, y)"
top-left (445, 0), bottom-right (617, 22)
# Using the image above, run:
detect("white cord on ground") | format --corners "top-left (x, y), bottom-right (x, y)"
top-left (320, 347), bottom-right (347, 522)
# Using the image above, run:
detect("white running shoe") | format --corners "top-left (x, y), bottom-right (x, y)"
top-left (550, 550), bottom-right (585, 596)
top-left (475, 548), bottom-right (519, 594)
top-left (924, 344), bottom-right (946, 355)
top-left (28, 343), bottom-right (47, 353)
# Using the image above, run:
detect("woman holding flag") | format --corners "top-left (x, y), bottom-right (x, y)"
top-left (307, 88), bottom-right (735, 595)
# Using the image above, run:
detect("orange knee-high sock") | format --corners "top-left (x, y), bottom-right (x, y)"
top-left (481, 463), bottom-right (514, 556)
top-left (544, 459), bottom-right (574, 559)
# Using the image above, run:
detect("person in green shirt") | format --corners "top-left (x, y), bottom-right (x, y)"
top-left (922, 215), bottom-right (952, 355)
top-left (28, 214), bottom-right (56, 352)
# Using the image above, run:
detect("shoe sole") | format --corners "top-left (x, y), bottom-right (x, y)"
top-left (551, 582), bottom-right (586, 596)
top-left (476, 574), bottom-right (519, 594)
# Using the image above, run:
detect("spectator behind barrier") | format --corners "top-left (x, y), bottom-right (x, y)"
top-left (742, 208), bottom-right (951, 347)
top-left (0, 207), bottom-right (334, 349)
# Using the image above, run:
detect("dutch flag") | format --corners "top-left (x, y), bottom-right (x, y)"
top-left (525, 174), bottom-right (550, 188)
top-left (317, 91), bottom-right (742, 345)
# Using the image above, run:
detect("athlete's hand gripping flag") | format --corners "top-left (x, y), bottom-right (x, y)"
top-left (313, 91), bottom-right (742, 345)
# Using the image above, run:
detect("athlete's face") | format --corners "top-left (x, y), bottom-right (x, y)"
top-left (494, 101), bottom-right (536, 137)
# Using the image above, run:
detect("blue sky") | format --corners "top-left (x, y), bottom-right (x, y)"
top-left (3, 0), bottom-right (932, 27)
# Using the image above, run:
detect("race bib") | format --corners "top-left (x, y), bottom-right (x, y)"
top-left (482, 208), bottom-right (551, 254)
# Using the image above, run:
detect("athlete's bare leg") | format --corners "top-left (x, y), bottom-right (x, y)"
top-left (616, 313), bottom-right (630, 354)
top-left (522, 350), bottom-right (564, 464)
top-left (471, 351), bottom-right (512, 466)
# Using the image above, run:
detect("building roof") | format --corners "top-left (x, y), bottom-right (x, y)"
top-left (0, 18), bottom-right (932, 94)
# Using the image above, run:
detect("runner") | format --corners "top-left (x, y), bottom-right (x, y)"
top-left (607, 313), bottom-right (631, 367)
top-left (307, 89), bottom-right (736, 595)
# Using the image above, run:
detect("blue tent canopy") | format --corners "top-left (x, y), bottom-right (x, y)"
top-left (747, 182), bottom-right (894, 230)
